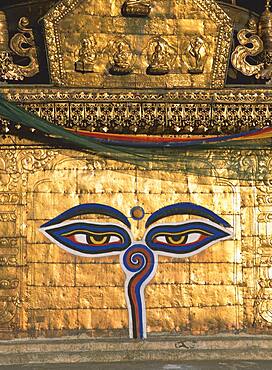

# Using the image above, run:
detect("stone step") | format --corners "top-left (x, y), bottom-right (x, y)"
top-left (0, 335), bottom-right (272, 366)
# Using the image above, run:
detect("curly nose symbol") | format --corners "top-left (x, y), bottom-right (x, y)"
top-left (121, 243), bottom-right (157, 339)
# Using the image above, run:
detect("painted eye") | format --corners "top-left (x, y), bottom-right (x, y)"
top-left (154, 230), bottom-right (209, 246)
top-left (64, 231), bottom-right (123, 246)
top-left (40, 221), bottom-right (132, 257)
top-left (145, 220), bottom-right (232, 257)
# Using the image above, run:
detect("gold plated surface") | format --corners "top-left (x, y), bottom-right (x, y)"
top-left (0, 0), bottom-right (271, 342)
top-left (43, 0), bottom-right (232, 88)
top-left (0, 140), bottom-right (271, 338)
top-left (0, 12), bottom-right (9, 53)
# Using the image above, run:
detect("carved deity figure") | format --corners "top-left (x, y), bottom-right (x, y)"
top-left (146, 39), bottom-right (176, 75)
top-left (147, 42), bottom-right (169, 75)
top-left (186, 36), bottom-right (207, 74)
top-left (109, 39), bottom-right (133, 75)
top-left (121, 0), bottom-right (151, 17)
top-left (75, 37), bottom-right (97, 73)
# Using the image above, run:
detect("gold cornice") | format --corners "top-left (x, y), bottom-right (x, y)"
top-left (1, 87), bottom-right (272, 136)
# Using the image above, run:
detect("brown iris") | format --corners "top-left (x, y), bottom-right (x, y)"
top-left (165, 234), bottom-right (187, 245)
top-left (87, 234), bottom-right (111, 245)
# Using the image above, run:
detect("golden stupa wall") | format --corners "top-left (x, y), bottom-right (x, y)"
top-left (1, 142), bottom-right (272, 338)
top-left (0, 0), bottom-right (271, 341)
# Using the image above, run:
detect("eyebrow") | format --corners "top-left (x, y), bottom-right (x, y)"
top-left (41, 203), bottom-right (131, 229)
top-left (145, 202), bottom-right (231, 228)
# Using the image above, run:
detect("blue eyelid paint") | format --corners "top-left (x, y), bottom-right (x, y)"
top-left (41, 203), bottom-right (131, 229)
top-left (145, 202), bottom-right (231, 229)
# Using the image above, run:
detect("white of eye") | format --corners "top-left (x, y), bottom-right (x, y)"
top-left (186, 233), bottom-right (202, 244)
top-left (109, 235), bottom-right (121, 243)
top-left (73, 233), bottom-right (88, 244)
top-left (156, 236), bottom-right (167, 243)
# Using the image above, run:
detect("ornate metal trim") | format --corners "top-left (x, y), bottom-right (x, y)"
top-left (43, 0), bottom-right (84, 85)
top-left (5, 87), bottom-right (272, 103)
top-left (1, 87), bottom-right (272, 136)
top-left (196, 0), bottom-right (233, 88)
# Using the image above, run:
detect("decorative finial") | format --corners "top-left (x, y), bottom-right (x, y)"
top-left (266, 0), bottom-right (271, 11)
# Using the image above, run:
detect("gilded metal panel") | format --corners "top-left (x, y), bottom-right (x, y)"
top-left (43, 0), bottom-right (232, 88)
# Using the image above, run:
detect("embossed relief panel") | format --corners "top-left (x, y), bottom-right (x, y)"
top-left (43, 0), bottom-right (232, 88)
top-left (0, 147), bottom-right (58, 338)
top-left (0, 148), bottom-right (25, 337)
top-left (251, 155), bottom-right (272, 331)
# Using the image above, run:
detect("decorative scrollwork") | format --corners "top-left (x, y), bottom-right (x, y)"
top-left (18, 149), bottom-right (58, 173)
top-left (254, 244), bottom-right (272, 325)
top-left (9, 17), bottom-right (39, 78)
top-left (231, 19), bottom-right (264, 77)
top-left (0, 11), bottom-right (39, 81)
top-left (232, 3), bottom-right (272, 82)
top-left (0, 279), bottom-right (19, 289)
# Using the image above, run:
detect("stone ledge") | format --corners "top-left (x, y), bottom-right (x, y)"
top-left (0, 335), bottom-right (272, 366)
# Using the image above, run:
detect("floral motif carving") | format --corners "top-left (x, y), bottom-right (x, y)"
top-left (0, 279), bottom-right (19, 289)
top-left (0, 295), bottom-right (22, 325)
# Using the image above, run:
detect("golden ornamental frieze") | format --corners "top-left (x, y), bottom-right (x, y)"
top-left (43, 0), bottom-right (232, 88)
top-left (2, 88), bottom-right (272, 136)
top-left (4, 88), bottom-right (272, 103)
